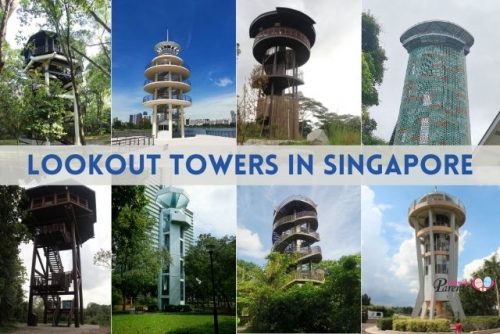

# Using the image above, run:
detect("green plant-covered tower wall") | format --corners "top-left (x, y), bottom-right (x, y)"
top-left (392, 21), bottom-right (474, 145)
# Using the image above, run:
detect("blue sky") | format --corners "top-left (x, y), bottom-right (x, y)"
top-left (237, 186), bottom-right (360, 266)
top-left (362, 185), bottom-right (500, 306)
top-left (112, 0), bottom-right (235, 121)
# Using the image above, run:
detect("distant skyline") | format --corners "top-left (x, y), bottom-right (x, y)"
top-left (112, 0), bottom-right (235, 122)
top-left (237, 186), bottom-right (360, 266)
top-left (363, 0), bottom-right (500, 144)
top-left (362, 185), bottom-right (500, 306)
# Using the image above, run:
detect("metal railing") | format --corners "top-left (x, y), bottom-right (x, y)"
top-left (409, 192), bottom-right (465, 214)
top-left (273, 210), bottom-right (317, 229)
top-left (145, 60), bottom-right (190, 72)
top-left (143, 95), bottom-right (192, 103)
top-left (274, 229), bottom-right (320, 247)
top-left (291, 269), bottom-right (325, 282)
top-left (111, 136), bottom-right (154, 146)
top-left (144, 77), bottom-right (191, 86)
top-left (254, 26), bottom-right (311, 49)
top-left (275, 195), bottom-right (316, 213)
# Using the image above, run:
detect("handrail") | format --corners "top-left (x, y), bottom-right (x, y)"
top-left (409, 193), bottom-right (465, 214)
top-left (274, 230), bottom-right (320, 246)
top-left (254, 26), bottom-right (311, 49)
top-left (145, 60), bottom-right (190, 72)
top-left (143, 95), bottom-right (192, 103)
top-left (273, 210), bottom-right (317, 229)
top-left (291, 269), bottom-right (325, 282)
top-left (284, 246), bottom-right (321, 257)
top-left (111, 136), bottom-right (154, 146)
top-left (144, 77), bottom-right (191, 86)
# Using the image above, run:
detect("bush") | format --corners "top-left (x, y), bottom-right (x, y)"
top-left (462, 316), bottom-right (500, 331)
top-left (377, 318), bottom-right (393, 330)
top-left (392, 318), bottom-right (450, 332)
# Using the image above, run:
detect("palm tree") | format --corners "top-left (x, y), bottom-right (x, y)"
top-left (484, 253), bottom-right (500, 317)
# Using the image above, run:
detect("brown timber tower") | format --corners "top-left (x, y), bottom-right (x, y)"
top-left (250, 7), bottom-right (316, 139)
top-left (25, 185), bottom-right (96, 327)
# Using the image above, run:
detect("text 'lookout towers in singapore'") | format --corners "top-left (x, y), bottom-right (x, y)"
top-left (250, 7), bottom-right (315, 140)
top-left (272, 195), bottom-right (324, 287)
top-left (409, 191), bottom-right (466, 319)
top-left (144, 33), bottom-right (192, 141)
top-left (392, 21), bottom-right (474, 145)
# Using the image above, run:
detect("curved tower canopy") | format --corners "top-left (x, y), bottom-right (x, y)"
top-left (392, 20), bottom-right (473, 145)
top-left (156, 186), bottom-right (190, 209)
top-left (249, 7), bottom-right (316, 140)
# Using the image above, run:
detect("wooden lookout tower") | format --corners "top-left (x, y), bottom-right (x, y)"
top-left (24, 185), bottom-right (96, 327)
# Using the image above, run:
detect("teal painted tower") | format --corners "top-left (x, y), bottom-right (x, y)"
top-left (392, 21), bottom-right (474, 145)
top-left (155, 187), bottom-right (193, 309)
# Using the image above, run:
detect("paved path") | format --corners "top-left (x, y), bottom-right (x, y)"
top-left (10, 323), bottom-right (108, 334)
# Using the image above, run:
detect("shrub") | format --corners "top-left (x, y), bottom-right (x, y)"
top-left (393, 318), bottom-right (407, 331)
top-left (392, 318), bottom-right (450, 332)
top-left (462, 316), bottom-right (500, 331)
top-left (377, 317), bottom-right (393, 330)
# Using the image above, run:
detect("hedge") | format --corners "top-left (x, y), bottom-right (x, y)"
top-left (377, 317), bottom-right (393, 330)
top-left (462, 316), bottom-right (500, 331)
top-left (392, 318), bottom-right (450, 332)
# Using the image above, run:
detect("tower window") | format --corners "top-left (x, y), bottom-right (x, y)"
top-left (419, 117), bottom-right (429, 144)
top-left (423, 94), bottom-right (432, 106)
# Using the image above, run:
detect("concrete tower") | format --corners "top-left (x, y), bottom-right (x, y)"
top-left (22, 31), bottom-right (83, 145)
top-left (409, 191), bottom-right (466, 319)
top-left (249, 7), bottom-right (315, 139)
top-left (144, 34), bottom-right (192, 140)
top-left (155, 187), bottom-right (193, 309)
top-left (392, 21), bottom-right (474, 145)
top-left (272, 195), bottom-right (324, 286)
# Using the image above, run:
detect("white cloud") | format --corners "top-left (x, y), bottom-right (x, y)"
top-left (237, 225), bottom-right (269, 259)
top-left (362, 186), bottom-right (419, 306)
top-left (183, 185), bottom-right (236, 238)
top-left (459, 229), bottom-right (470, 254)
top-left (214, 77), bottom-right (233, 87)
top-left (462, 247), bottom-right (500, 280)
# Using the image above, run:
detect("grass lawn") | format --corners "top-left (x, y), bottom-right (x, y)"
top-left (112, 313), bottom-right (235, 334)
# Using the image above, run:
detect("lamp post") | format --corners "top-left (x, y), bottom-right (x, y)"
top-left (207, 244), bottom-right (219, 334)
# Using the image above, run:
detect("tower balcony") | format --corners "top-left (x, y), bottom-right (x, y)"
top-left (253, 27), bottom-right (311, 67)
top-left (272, 210), bottom-right (317, 233)
top-left (273, 229), bottom-right (320, 252)
top-left (283, 268), bottom-right (325, 288)
top-left (145, 60), bottom-right (190, 79)
top-left (143, 94), bottom-right (192, 108)
top-left (144, 77), bottom-right (191, 94)
top-left (409, 192), bottom-right (466, 227)
top-left (287, 246), bottom-right (322, 263)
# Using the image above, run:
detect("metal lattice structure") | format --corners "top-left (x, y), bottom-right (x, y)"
top-left (272, 195), bottom-right (324, 286)
top-left (249, 7), bottom-right (315, 139)
top-left (392, 21), bottom-right (474, 145)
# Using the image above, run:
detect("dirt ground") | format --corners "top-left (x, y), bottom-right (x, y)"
top-left (9, 323), bottom-right (109, 334)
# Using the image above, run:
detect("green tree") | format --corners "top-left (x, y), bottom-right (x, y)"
top-left (460, 263), bottom-right (497, 316)
top-left (112, 186), bottom-right (169, 311)
top-left (362, 12), bottom-right (387, 145)
top-left (483, 253), bottom-right (500, 317)
top-left (0, 186), bottom-right (29, 325)
top-left (0, 0), bottom-right (18, 73)
top-left (362, 293), bottom-right (371, 306)
top-left (185, 234), bottom-right (236, 311)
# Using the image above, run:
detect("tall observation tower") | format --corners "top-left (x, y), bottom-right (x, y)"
top-left (409, 191), bottom-right (466, 320)
top-left (155, 187), bottom-right (193, 309)
top-left (144, 33), bottom-right (192, 140)
top-left (249, 7), bottom-right (315, 139)
top-left (22, 31), bottom-right (82, 145)
top-left (272, 195), bottom-right (324, 287)
top-left (392, 21), bottom-right (474, 145)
